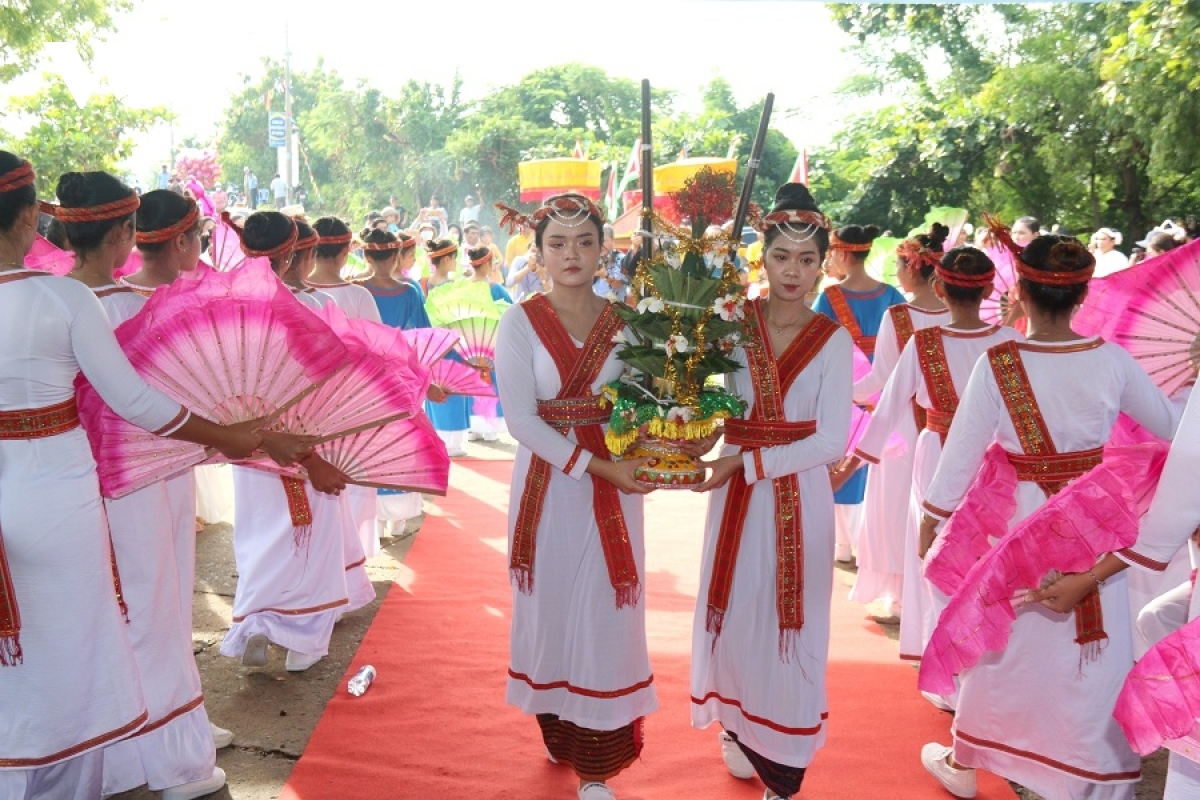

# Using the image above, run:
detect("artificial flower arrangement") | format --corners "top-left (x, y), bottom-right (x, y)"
top-left (601, 166), bottom-right (756, 487)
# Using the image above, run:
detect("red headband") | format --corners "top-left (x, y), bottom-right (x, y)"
top-left (935, 263), bottom-right (996, 288)
top-left (362, 240), bottom-right (401, 252)
top-left (136, 202), bottom-right (199, 245)
top-left (469, 251), bottom-right (493, 268)
top-left (40, 193), bottom-right (140, 224)
top-left (759, 209), bottom-right (832, 233)
top-left (0, 160), bottom-right (35, 193)
top-left (317, 231), bottom-right (353, 246)
top-left (828, 232), bottom-right (872, 252)
top-left (1016, 241), bottom-right (1095, 286)
top-left (428, 243), bottom-right (458, 260)
top-left (243, 217), bottom-right (299, 260)
top-left (399, 237), bottom-right (417, 251)
top-left (293, 231), bottom-right (319, 252)
top-left (897, 239), bottom-right (943, 273)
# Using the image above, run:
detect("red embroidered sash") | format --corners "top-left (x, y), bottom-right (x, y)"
top-left (825, 285), bottom-right (874, 357)
top-left (708, 302), bottom-right (837, 656)
top-left (510, 295), bottom-right (638, 607)
top-left (890, 306), bottom-right (927, 429)
top-left (988, 340), bottom-right (1106, 654)
top-left (915, 328), bottom-right (959, 444)
top-left (281, 476), bottom-right (314, 549)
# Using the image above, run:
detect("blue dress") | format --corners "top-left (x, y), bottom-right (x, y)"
top-left (813, 283), bottom-right (906, 504)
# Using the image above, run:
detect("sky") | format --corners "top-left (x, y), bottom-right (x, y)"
top-left (2, 0), bottom-right (882, 179)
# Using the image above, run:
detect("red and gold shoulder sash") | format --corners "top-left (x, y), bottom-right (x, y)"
top-left (987, 338), bottom-right (1107, 651)
top-left (890, 304), bottom-right (916, 352)
top-left (511, 296), bottom-right (639, 607)
top-left (824, 285), bottom-right (869, 356)
top-left (708, 305), bottom-right (837, 657)
top-left (915, 327), bottom-right (958, 442)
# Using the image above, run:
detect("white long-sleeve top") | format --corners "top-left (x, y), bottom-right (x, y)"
top-left (306, 281), bottom-right (382, 323)
top-left (855, 324), bottom-right (1022, 463)
top-left (0, 270), bottom-right (185, 433)
top-left (853, 304), bottom-right (949, 404)
top-left (923, 338), bottom-right (1179, 519)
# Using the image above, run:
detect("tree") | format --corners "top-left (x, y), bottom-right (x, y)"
top-left (0, 0), bottom-right (130, 81)
top-left (816, 2), bottom-right (1200, 239)
top-left (1, 75), bottom-right (168, 196)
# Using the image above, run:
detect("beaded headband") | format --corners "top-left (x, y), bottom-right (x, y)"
top-left (136, 202), bottom-right (199, 245)
top-left (758, 209), bottom-right (831, 246)
top-left (40, 193), bottom-right (140, 224)
top-left (428, 243), bottom-right (458, 260)
top-left (495, 194), bottom-right (605, 234)
top-left (0, 160), bottom-right (35, 193)
top-left (469, 251), bottom-right (493, 268)
top-left (935, 263), bottom-right (996, 288)
top-left (316, 231), bottom-right (353, 246)
top-left (362, 240), bottom-right (401, 252)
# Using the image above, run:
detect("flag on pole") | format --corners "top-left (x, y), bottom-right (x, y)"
top-left (617, 138), bottom-right (641, 214)
top-left (573, 138), bottom-right (585, 159)
top-left (788, 148), bottom-right (809, 186)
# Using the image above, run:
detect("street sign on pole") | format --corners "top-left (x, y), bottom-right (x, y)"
top-left (268, 112), bottom-right (287, 148)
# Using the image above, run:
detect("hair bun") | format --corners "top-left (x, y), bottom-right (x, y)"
top-left (863, 224), bottom-right (881, 239)
top-left (55, 172), bottom-right (90, 206)
top-left (1047, 239), bottom-right (1094, 273)
top-left (772, 182), bottom-right (818, 213)
top-left (928, 222), bottom-right (950, 251)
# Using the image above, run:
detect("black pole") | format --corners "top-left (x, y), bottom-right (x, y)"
top-left (730, 92), bottom-right (774, 240)
top-left (640, 79), bottom-right (654, 238)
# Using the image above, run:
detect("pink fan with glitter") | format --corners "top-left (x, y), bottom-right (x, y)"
top-left (445, 316), bottom-right (499, 371)
top-left (206, 213), bottom-right (247, 272)
top-left (257, 411), bottom-right (450, 494)
top-left (1114, 615), bottom-right (1200, 757)
top-left (978, 245), bottom-right (1019, 326)
top-left (76, 261), bottom-right (349, 498)
top-left (430, 359), bottom-right (495, 397)
top-left (403, 327), bottom-right (461, 370)
top-left (264, 303), bottom-right (426, 442)
top-left (918, 442), bottom-right (1168, 696)
top-left (24, 233), bottom-right (73, 274)
top-left (1074, 237), bottom-right (1200, 396)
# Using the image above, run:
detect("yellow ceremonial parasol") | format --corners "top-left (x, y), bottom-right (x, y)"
top-left (518, 158), bottom-right (602, 203)
top-left (653, 158), bottom-right (737, 195)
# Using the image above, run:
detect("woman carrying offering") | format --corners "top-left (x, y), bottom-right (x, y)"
top-left (690, 183), bottom-right (852, 800)
top-left (494, 194), bottom-right (655, 800)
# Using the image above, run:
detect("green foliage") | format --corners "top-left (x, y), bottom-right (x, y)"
top-left (1, 75), bottom-right (168, 196)
top-left (0, 0), bottom-right (129, 82)
top-left (817, 2), bottom-right (1200, 240)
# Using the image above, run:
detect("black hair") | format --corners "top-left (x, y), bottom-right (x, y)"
top-left (901, 222), bottom-right (950, 280)
top-left (763, 183), bottom-right (830, 256)
top-left (243, 211), bottom-right (295, 272)
top-left (289, 219), bottom-right (316, 270)
top-left (0, 150), bottom-right (37, 233)
top-left (446, 223), bottom-right (463, 244)
top-left (938, 246), bottom-right (995, 304)
top-left (466, 245), bottom-right (491, 265)
top-left (1014, 216), bottom-right (1041, 236)
top-left (532, 193), bottom-right (605, 249)
top-left (313, 216), bottom-right (351, 259)
top-left (1018, 234), bottom-right (1094, 318)
top-left (136, 190), bottom-right (198, 253)
top-left (45, 218), bottom-right (69, 250)
top-left (55, 171), bottom-right (136, 252)
top-left (360, 226), bottom-right (399, 264)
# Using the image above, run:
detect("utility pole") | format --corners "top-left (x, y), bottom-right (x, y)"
top-left (284, 24), bottom-right (294, 206)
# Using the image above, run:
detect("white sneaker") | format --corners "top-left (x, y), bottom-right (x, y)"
top-left (719, 731), bottom-right (756, 780)
top-left (921, 690), bottom-right (955, 712)
top-left (285, 650), bottom-right (322, 672)
top-left (241, 634), bottom-right (269, 667)
top-left (209, 722), bottom-right (234, 749)
top-left (161, 767), bottom-right (226, 800)
top-left (764, 790), bottom-right (790, 800)
top-left (920, 743), bottom-right (977, 798)
top-left (578, 783), bottom-right (615, 800)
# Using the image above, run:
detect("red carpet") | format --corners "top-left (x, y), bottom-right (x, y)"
top-left (281, 459), bottom-right (1016, 799)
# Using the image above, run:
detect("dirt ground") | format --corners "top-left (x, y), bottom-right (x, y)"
top-left (115, 446), bottom-right (1169, 799)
